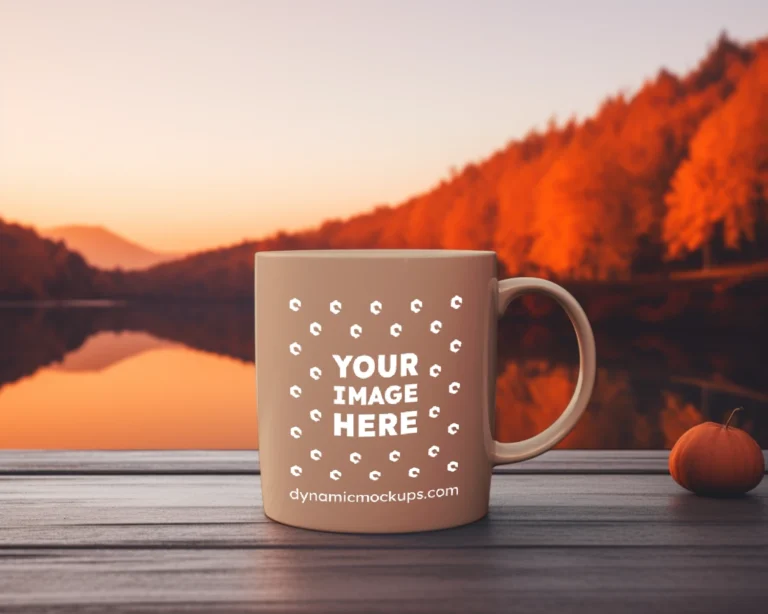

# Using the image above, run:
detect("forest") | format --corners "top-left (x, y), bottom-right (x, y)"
top-left (1, 35), bottom-right (766, 304)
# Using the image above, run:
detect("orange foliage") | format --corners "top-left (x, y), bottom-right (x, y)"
top-left (665, 50), bottom-right (768, 256)
top-left (3, 36), bottom-right (768, 300)
top-left (120, 35), bottom-right (766, 301)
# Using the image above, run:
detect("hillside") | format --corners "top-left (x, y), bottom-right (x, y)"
top-left (123, 35), bottom-right (768, 300)
top-left (0, 219), bottom-right (104, 300)
top-left (41, 225), bottom-right (181, 270)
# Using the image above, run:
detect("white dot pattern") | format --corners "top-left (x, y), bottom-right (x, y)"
top-left (286, 295), bottom-right (464, 483)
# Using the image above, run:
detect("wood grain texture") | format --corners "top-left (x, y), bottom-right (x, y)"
top-left (1, 547), bottom-right (766, 614)
top-left (1, 450), bottom-right (765, 475)
top-left (0, 451), bottom-right (261, 475)
top-left (1, 475), bottom-right (766, 548)
top-left (0, 454), bottom-right (766, 613)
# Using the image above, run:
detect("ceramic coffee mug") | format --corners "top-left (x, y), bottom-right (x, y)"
top-left (255, 250), bottom-right (596, 533)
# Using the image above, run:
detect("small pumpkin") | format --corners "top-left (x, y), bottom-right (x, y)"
top-left (669, 407), bottom-right (765, 497)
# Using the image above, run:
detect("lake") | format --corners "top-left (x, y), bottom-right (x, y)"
top-left (1, 303), bottom-right (766, 449)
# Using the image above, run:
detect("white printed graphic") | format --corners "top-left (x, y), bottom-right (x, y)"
top-left (286, 293), bottom-right (470, 487)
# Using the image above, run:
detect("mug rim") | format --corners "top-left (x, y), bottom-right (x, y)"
top-left (256, 249), bottom-right (496, 259)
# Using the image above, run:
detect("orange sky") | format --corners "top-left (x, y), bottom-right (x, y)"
top-left (2, 1), bottom-right (767, 252)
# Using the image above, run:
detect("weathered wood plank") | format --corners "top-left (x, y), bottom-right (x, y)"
top-left (1, 462), bottom-right (767, 613)
top-left (1, 475), bottom-right (765, 548)
top-left (0, 546), bottom-right (766, 613)
top-left (0, 450), bottom-right (672, 475)
top-left (0, 451), bottom-right (261, 475)
top-left (1, 450), bottom-right (764, 476)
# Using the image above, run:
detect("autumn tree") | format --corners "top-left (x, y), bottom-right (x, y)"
top-left (528, 96), bottom-right (640, 279)
top-left (664, 50), bottom-right (768, 263)
top-left (441, 162), bottom-right (499, 250)
top-left (493, 125), bottom-right (575, 275)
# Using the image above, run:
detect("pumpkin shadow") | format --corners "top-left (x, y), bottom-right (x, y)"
top-left (668, 490), bottom-right (766, 524)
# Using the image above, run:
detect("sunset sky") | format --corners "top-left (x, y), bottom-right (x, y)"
top-left (2, 0), bottom-right (767, 252)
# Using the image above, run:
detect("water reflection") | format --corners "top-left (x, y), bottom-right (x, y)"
top-left (0, 331), bottom-right (257, 449)
top-left (0, 305), bottom-right (765, 449)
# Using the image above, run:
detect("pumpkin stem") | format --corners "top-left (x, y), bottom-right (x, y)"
top-left (724, 407), bottom-right (744, 429)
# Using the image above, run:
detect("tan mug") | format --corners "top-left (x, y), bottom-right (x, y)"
top-left (255, 250), bottom-right (596, 533)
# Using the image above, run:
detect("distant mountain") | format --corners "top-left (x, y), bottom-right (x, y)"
top-left (0, 218), bottom-right (104, 300)
top-left (41, 225), bottom-right (182, 270)
top-left (122, 34), bottom-right (768, 300)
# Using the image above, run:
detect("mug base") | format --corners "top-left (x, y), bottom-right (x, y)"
top-left (263, 509), bottom-right (489, 534)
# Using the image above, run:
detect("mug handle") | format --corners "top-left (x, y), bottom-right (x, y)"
top-left (492, 278), bottom-right (597, 465)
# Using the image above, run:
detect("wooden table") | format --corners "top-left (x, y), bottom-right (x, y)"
top-left (1, 451), bottom-right (766, 613)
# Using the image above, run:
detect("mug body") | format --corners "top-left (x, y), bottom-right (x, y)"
top-left (256, 250), bottom-right (498, 533)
